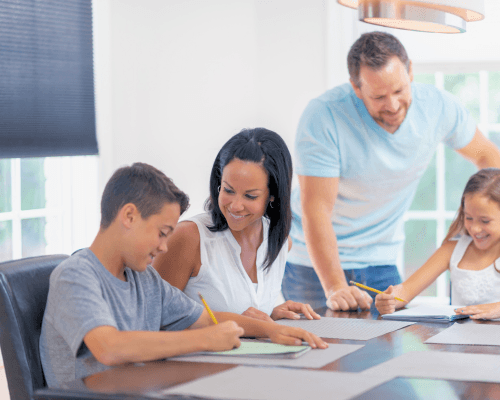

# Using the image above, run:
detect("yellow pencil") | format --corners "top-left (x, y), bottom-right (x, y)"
top-left (198, 292), bottom-right (218, 324)
top-left (349, 281), bottom-right (407, 302)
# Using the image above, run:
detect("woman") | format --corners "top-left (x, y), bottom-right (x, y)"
top-left (154, 128), bottom-right (320, 321)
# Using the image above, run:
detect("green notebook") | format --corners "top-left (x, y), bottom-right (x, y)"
top-left (198, 341), bottom-right (311, 359)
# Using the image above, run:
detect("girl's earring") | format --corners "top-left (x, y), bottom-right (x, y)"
top-left (218, 186), bottom-right (221, 193)
top-left (269, 201), bottom-right (274, 209)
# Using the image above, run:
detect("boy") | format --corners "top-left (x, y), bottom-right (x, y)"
top-left (40, 163), bottom-right (327, 388)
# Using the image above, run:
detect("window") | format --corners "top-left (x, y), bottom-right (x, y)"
top-left (0, 156), bottom-right (100, 262)
top-left (403, 68), bottom-right (500, 303)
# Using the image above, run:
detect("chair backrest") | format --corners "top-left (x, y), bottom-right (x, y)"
top-left (0, 254), bottom-right (68, 400)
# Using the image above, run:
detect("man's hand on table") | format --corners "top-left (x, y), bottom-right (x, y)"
top-left (326, 286), bottom-right (372, 311)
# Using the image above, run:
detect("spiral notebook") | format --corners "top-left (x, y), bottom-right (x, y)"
top-left (381, 304), bottom-right (469, 323)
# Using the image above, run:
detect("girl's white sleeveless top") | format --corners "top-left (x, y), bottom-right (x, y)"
top-left (450, 235), bottom-right (500, 305)
top-left (182, 213), bottom-right (288, 315)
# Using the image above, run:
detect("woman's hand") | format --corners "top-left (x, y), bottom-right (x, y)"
top-left (264, 324), bottom-right (328, 349)
top-left (455, 302), bottom-right (500, 320)
top-left (270, 300), bottom-right (321, 321)
top-left (242, 307), bottom-right (274, 322)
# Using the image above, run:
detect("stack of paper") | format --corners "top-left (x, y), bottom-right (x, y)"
top-left (381, 304), bottom-right (469, 323)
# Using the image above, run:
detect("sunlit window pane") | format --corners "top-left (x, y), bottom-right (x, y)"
top-left (410, 154), bottom-right (436, 211)
top-left (444, 73), bottom-right (480, 123)
top-left (445, 147), bottom-right (475, 212)
top-left (0, 160), bottom-right (11, 213)
top-left (22, 217), bottom-right (46, 258)
top-left (404, 220), bottom-right (437, 296)
top-left (413, 73), bottom-right (435, 86)
top-left (489, 72), bottom-right (500, 124)
top-left (21, 158), bottom-right (46, 211)
top-left (0, 221), bottom-right (13, 262)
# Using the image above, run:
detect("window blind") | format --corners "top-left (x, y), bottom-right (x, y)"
top-left (0, 0), bottom-right (98, 158)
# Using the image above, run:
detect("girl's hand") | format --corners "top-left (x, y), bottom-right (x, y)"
top-left (375, 285), bottom-right (397, 315)
top-left (270, 300), bottom-right (321, 321)
top-left (455, 302), bottom-right (500, 320)
top-left (242, 307), bottom-right (274, 322)
top-left (265, 324), bottom-right (328, 349)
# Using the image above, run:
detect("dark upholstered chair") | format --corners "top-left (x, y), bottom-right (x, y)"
top-left (0, 254), bottom-right (68, 400)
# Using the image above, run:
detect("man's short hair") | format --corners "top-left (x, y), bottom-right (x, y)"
top-left (348, 31), bottom-right (410, 87)
top-left (100, 162), bottom-right (189, 229)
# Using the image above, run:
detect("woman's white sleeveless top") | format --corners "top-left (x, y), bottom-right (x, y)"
top-left (182, 213), bottom-right (288, 315)
top-left (450, 235), bottom-right (500, 305)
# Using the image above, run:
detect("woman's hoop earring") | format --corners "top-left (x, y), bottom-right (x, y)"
top-left (218, 186), bottom-right (221, 193)
top-left (269, 201), bottom-right (274, 209)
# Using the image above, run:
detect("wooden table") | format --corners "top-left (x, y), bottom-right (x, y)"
top-left (35, 307), bottom-right (500, 400)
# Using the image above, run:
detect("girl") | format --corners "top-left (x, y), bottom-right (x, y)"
top-left (376, 168), bottom-right (500, 320)
top-left (154, 128), bottom-right (320, 322)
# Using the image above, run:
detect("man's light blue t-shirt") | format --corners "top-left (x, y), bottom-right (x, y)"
top-left (288, 82), bottom-right (476, 269)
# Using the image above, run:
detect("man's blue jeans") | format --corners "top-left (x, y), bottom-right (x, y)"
top-left (282, 262), bottom-right (402, 310)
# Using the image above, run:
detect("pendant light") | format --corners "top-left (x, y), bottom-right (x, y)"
top-left (337, 0), bottom-right (485, 33)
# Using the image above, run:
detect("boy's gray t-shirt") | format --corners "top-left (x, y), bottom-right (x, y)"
top-left (40, 248), bottom-right (204, 388)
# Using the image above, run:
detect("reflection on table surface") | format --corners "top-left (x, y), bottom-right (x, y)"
top-left (51, 307), bottom-right (500, 400)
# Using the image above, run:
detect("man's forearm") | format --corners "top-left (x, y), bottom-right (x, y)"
top-left (302, 212), bottom-right (347, 296)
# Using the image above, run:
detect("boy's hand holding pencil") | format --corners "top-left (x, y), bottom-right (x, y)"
top-left (199, 292), bottom-right (245, 351)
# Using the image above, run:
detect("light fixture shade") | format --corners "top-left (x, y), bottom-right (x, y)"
top-left (337, 0), bottom-right (485, 22)
top-left (360, 1), bottom-right (467, 33)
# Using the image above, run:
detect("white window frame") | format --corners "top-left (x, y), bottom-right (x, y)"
top-left (0, 156), bottom-right (100, 261)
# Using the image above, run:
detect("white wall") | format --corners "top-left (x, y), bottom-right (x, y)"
top-left (93, 0), bottom-right (500, 221)
top-left (93, 0), bottom-right (327, 218)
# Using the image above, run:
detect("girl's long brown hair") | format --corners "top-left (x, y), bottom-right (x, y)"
top-left (443, 168), bottom-right (500, 244)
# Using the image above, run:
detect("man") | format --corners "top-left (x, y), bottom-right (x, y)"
top-left (282, 31), bottom-right (500, 311)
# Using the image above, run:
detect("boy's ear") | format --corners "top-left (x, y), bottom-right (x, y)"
top-left (119, 203), bottom-right (139, 229)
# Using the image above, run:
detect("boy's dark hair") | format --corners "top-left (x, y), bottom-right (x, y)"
top-left (444, 168), bottom-right (500, 243)
top-left (100, 162), bottom-right (189, 229)
top-left (205, 128), bottom-right (293, 270)
top-left (348, 31), bottom-right (410, 87)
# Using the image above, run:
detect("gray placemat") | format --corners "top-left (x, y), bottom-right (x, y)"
top-left (276, 317), bottom-right (414, 340)
top-left (425, 322), bottom-right (500, 346)
top-left (162, 365), bottom-right (392, 400)
top-left (169, 343), bottom-right (363, 369)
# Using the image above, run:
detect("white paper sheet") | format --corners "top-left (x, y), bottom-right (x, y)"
top-left (162, 365), bottom-right (392, 400)
top-left (362, 350), bottom-right (500, 383)
top-left (169, 343), bottom-right (363, 369)
top-left (276, 317), bottom-right (414, 340)
top-left (425, 322), bottom-right (500, 346)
